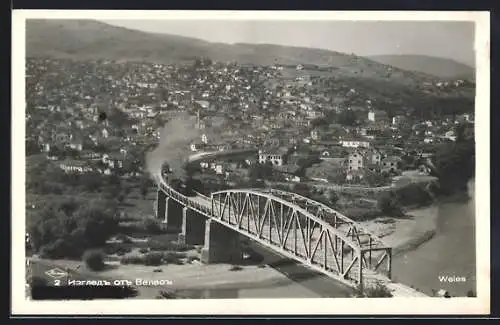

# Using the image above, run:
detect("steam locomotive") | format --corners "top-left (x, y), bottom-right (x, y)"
top-left (160, 161), bottom-right (202, 197)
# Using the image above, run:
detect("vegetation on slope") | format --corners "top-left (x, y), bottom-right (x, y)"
top-left (27, 19), bottom-right (440, 83)
top-left (368, 54), bottom-right (475, 80)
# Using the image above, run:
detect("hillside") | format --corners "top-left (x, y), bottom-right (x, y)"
top-left (367, 54), bottom-right (475, 80)
top-left (26, 19), bottom-right (442, 84)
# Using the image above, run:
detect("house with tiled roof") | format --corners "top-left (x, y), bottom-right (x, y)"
top-left (381, 156), bottom-right (402, 174)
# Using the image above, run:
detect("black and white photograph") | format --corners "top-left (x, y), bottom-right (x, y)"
top-left (12, 10), bottom-right (490, 315)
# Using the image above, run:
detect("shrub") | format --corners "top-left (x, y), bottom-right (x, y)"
top-left (144, 252), bottom-right (164, 266)
top-left (229, 265), bottom-right (243, 271)
top-left (156, 289), bottom-right (178, 299)
top-left (139, 248), bottom-right (149, 254)
top-left (354, 283), bottom-right (393, 297)
top-left (115, 246), bottom-right (132, 255)
top-left (365, 284), bottom-right (393, 297)
top-left (163, 252), bottom-right (182, 264)
top-left (117, 222), bottom-right (145, 234)
top-left (149, 242), bottom-right (170, 251)
top-left (142, 217), bottom-right (162, 234)
top-left (115, 233), bottom-right (132, 244)
top-left (103, 246), bottom-right (117, 255)
top-left (28, 275), bottom-right (49, 287)
top-left (174, 252), bottom-right (188, 258)
top-left (39, 238), bottom-right (83, 260)
top-left (394, 183), bottom-right (432, 206)
top-left (377, 193), bottom-right (403, 217)
top-left (83, 249), bottom-right (106, 271)
top-left (174, 243), bottom-right (194, 252)
top-left (120, 255), bottom-right (145, 265)
top-left (186, 256), bottom-right (199, 263)
top-left (149, 241), bottom-right (193, 252)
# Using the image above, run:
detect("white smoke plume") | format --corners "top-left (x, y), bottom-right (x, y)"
top-left (145, 113), bottom-right (202, 181)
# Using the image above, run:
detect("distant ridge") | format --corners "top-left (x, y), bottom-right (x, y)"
top-left (367, 54), bottom-right (475, 80)
top-left (26, 19), bottom-right (444, 83)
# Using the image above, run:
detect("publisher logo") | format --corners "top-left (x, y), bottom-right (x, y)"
top-left (45, 268), bottom-right (69, 279)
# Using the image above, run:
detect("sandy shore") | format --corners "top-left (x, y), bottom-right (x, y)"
top-left (359, 205), bottom-right (439, 255)
top-left (31, 257), bottom-right (302, 298)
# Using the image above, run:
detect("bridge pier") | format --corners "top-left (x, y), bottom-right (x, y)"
top-left (155, 190), bottom-right (182, 231)
top-left (178, 207), bottom-right (206, 245)
top-left (201, 219), bottom-right (242, 264)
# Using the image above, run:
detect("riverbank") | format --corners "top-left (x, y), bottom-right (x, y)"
top-left (359, 204), bottom-right (439, 256)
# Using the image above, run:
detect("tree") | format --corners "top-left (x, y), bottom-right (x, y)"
top-left (248, 162), bottom-right (274, 181)
top-left (48, 145), bottom-right (64, 159)
top-left (28, 275), bottom-right (49, 287)
top-left (377, 192), bottom-right (403, 217)
top-left (432, 138), bottom-right (475, 194)
top-left (365, 171), bottom-right (390, 187)
top-left (292, 183), bottom-right (311, 198)
top-left (26, 139), bottom-right (40, 156)
top-left (142, 217), bottom-right (162, 234)
top-left (144, 252), bottom-right (164, 266)
top-left (394, 183), bottom-right (432, 206)
top-left (140, 176), bottom-right (151, 199)
top-left (325, 190), bottom-right (339, 206)
top-left (83, 249), bottom-right (106, 271)
top-left (336, 109), bottom-right (358, 126)
top-left (74, 202), bottom-right (119, 248)
top-left (29, 197), bottom-right (119, 259)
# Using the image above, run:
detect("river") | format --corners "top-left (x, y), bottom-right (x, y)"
top-left (176, 180), bottom-right (476, 298)
top-left (391, 180), bottom-right (476, 297)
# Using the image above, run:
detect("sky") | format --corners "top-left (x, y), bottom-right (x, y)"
top-left (100, 19), bottom-right (475, 67)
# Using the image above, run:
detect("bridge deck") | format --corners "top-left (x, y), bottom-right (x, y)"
top-left (158, 180), bottom-right (392, 289)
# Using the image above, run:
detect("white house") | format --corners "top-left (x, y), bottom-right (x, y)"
top-left (368, 110), bottom-right (389, 123)
top-left (215, 164), bottom-right (224, 175)
top-left (68, 141), bottom-right (83, 151)
top-left (444, 130), bottom-right (456, 142)
top-left (190, 143), bottom-right (205, 152)
top-left (258, 149), bottom-right (286, 166)
top-left (59, 161), bottom-right (93, 174)
top-left (340, 139), bottom-right (370, 149)
top-left (311, 130), bottom-right (319, 141)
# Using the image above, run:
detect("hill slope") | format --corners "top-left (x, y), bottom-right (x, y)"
top-left (26, 19), bottom-right (441, 83)
top-left (367, 54), bottom-right (475, 80)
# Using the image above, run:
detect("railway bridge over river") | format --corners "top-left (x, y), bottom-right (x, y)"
top-left (154, 173), bottom-right (393, 291)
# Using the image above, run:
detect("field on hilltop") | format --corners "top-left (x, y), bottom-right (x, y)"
top-left (368, 54), bottom-right (475, 80)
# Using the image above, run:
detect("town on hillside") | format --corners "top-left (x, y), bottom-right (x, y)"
top-left (26, 57), bottom-right (474, 191)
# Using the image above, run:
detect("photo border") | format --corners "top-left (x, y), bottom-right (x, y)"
top-left (11, 9), bottom-right (491, 315)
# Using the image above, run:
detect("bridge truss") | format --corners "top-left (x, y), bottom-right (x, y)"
top-left (210, 189), bottom-right (392, 288)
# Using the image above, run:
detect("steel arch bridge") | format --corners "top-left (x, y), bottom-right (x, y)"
top-left (157, 174), bottom-right (392, 289)
top-left (210, 189), bottom-right (392, 288)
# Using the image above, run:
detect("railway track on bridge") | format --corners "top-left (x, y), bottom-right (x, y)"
top-left (155, 174), bottom-right (392, 290)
